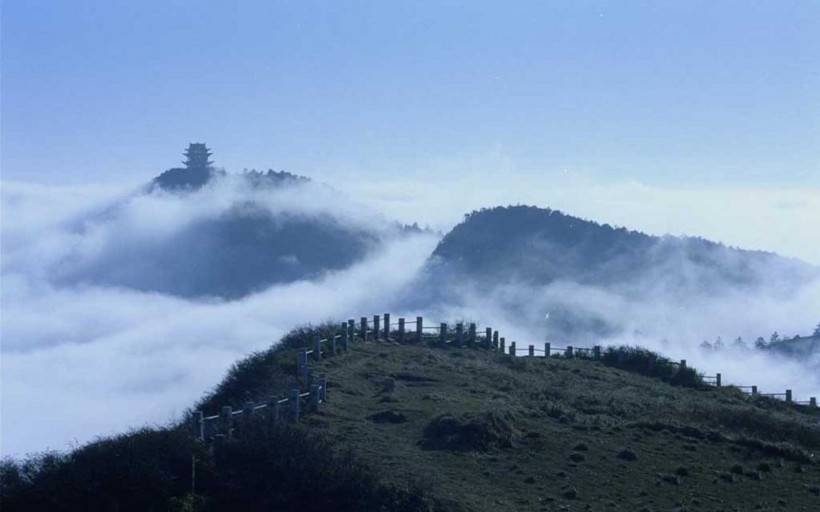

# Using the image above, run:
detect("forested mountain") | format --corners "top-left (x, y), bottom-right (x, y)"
top-left (410, 205), bottom-right (818, 342)
top-left (429, 205), bottom-right (815, 294)
top-left (50, 145), bottom-right (390, 299)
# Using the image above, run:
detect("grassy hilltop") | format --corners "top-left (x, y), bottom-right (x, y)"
top-left (3, 326), bottom-right (820, 512)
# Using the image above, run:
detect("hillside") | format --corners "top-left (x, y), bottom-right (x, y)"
top-left (50, 145), bottom-right (397, 299)
top-left (414, 205), bottom-right (819, 342)
top-left (4, 323), bottom-right (820, 511)
top-left (768, 334), bottom-right (820, 359)
top-left (430, 206), bottom-right (815, 292)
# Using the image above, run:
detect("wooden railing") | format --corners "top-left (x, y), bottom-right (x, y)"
top-left (191, 313), bottom-right (819, 442)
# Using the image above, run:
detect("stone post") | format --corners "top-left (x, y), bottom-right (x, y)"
top-left (493, 331), bottom-right (499, 350)
top-left (398, 318), bottom-right (405, 343)
top-left (810, 397), bottom-right (817, 408)
top-left (716, 373), bottom-right (722, 387)
top-left (566, 346), bottom-right (574, 358)
top-left (383, 313), bottom-right (390, 341)
top-left (373, 315), bottom-right (380, 341)
top-left (320, 374), bottom-right (327, 402)
top-left (270, 399), bottom-right (281, 429)
top-left (509, 341), bottom-right (516, 356)
top-left (360, 317), bottom-right (367, 341)
top-left (468, 323), bottom-right (476, 346)
top-left (456, 323), bottom-right (464, 346)
top-left (440, 323), bottom-right (448, 344)
top-left (528, 344), bottom-right (534, 357)
top-left (310, 384), bottom-right (320, 411)
top-left (220, 406), bottom-right (233, 440)
top-left (485, 327), bottom-right (492, 348)
top-left (341, 322), bottom-right (349, 351)
top-left (191, 411), bottom-right (204, 441)
top-left (500, 337), bottom-right (506, 353)
top-left (752, 385), bottom-right (758, 395)
top-left (243, 401), bottom-right (255, 437)
top-left (348, 319), bottom-right (355, 344)
top-left (680, 359), bottom-right (687, 369)
top-left (786, 389), bottom-right (792, 403)
top-left (416, 317), bottom-right (423, 343)
top-left (545, 342), bottom-right (551, 358)
top-left (314, 336), bottom-right (322, 361)
top-left (593, 345), bottom-right (601, 360)
top-left (330, 334), bottom-right (337, 355)
top-left (290, 388), bottom-right (300, 422)
top-left (298, 349), bottom-right (308, 382)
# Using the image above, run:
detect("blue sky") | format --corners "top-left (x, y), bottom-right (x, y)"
top-left (3, 0), bottom-right (818, 186)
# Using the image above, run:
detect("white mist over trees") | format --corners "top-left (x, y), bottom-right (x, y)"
top-left (2, 150), bottom-right (819, 456)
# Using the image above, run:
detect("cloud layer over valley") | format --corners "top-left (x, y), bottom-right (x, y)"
top-left (2, 176), bottom-right (819, 457)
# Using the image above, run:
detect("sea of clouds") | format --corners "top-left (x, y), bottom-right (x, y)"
top-left (2, 175), bottom-right (819, 457)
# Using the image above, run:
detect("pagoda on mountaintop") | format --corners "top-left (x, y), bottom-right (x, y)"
top-left (183, 143), bottom-right (213, 170)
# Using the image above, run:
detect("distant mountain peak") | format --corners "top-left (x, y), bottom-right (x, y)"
top-left (151, 144), bottom-right (311, 192)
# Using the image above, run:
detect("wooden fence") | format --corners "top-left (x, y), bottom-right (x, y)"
top-left (192, 313), bottom-right (819, 442)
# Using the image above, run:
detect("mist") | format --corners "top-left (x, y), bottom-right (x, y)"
top-left (0, 178), bottom-right (437, 456)
top-left (2, 175), bottom-right (819, 457)
top-left (417, 275), bottom-right (820, 399)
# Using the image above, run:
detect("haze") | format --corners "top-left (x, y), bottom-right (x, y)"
top-left (2, 1), bottom-right (819, 456)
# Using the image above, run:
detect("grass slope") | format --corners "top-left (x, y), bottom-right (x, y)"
top-left (3, 327), bottom-right (820, 512)
top-left (307, 340), bottom-right (820, 511)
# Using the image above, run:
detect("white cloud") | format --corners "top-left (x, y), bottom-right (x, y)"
top-left (0, 179), bottom-right (438, 456)
top-left (2, 174), bottom-right (818, 458)
top-left (331, 169), bottom-right (820, 265)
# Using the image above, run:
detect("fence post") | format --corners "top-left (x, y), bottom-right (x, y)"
top-left (468, 323), bottom-right (476, 346)
top-left (526, 344), bottom-right (533, 357)
top-left (314, 336), bottom-right (322, 361)
top-left (271, 399), bottom-right (281, 429)
top-left (290, 388), bottom-right (300, 422)
top-left (509, 341), bottom-right (516, 356)
top-left (310, 384), bottom-right (320, 411)
top-left (360, 317), bottom-right (367, 341)
top-left (440, 323), bottom-right (447, 344)
top-left (593, 345), bottom-right (601, 360)
top-left (500, 337), bottom-right (505, 353)
top-left (243, 401), bottom-right (255, 437)
top-left (384, 314), bottom-right (390, 341)
top-left (373, 315), bottom-right (380, 341)
top-left (348, 319), bottom-right (355, 343)
top-left (191, 411), bottom-right (204, 441)
top-left (456, 323), bottom-right (464, 346)
top-left (752, 385), bottom-right (758, 395)
top-left (715, 373), bottom-right (722, 387)
top-left (330, 334), bottom-right (337, 355)
top-left (786, 389), bottom-right (792, 403)
top-left (398, 318), bottom-right (405, 343)
top-left (493, 331), bottom-right (499, 350)
top-left (341, 322), bottom-right (349, 351)
top-left (566, 346), bottom-right (574, 358)
top-left (544, 342), bottom-right (551, 358)
top-left (416, 317), bottom-right (423, 343)
top-left (680, 359), bottom-right (687, 369)
top-left (811, 397), bottom-right (817, 408)
top-left (320, 374), bottom-right (327, 402)
top-left (220, 406), bottom-right (233, 440)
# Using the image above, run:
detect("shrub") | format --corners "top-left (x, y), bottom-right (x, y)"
top-left (600, 346), bottom-right (705, 388)
top-left (0, 425), bottom-right (432, 512)
top-left (194, 322), bottom-right (338, 414)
